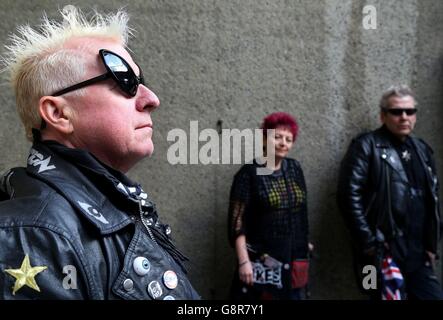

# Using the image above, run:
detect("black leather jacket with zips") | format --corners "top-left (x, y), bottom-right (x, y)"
top-left (0, 141), bottom-right (199, 300)
top-left (337, 126), bottom-right (441, 256)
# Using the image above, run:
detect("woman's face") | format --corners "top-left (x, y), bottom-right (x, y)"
top-left (266, 126), bottom-right (294, 159)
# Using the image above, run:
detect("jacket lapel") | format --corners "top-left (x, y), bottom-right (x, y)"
top-left (374, 129), bottom-right (409, 184)
top-left (409, 138), bottom-right (433, 190)
top-left (380, 148), bottom-right (409, 184)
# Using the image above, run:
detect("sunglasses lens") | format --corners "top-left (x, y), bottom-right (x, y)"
top-left (103, 51), bottom-right (138, 96)
top-left (386, 108), bottom-right (417, 116)
top-left (390, 109), bottom-right (403, 116)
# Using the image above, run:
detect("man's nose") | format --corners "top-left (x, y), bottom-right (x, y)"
top-left (400, 111), bottom-right (409, 120)
top-left (136, 85), bottom-right (160, 111)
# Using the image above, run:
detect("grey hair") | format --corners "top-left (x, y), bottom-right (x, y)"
top-left (379, 85), bottom-right (417, 110)
top-left (1, 6), bottom-right (132, 141)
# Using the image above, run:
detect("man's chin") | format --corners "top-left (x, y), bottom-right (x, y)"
top-left (275, 152), bottom-right (288, 159)
top-left (397, 129), bottom-right (411, 136)
top-left (134, 144), bottom-right (154, 159)
top-left (143, 147), bottom-right (154, 157)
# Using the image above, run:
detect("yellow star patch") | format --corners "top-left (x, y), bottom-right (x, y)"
top-left (4, 254), bottom-right (47, 295)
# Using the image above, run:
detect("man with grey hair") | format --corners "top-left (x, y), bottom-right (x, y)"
top-left (337, 85), bottom-right (443, 299)
top-left (0, 7), bottom-right (199, 299)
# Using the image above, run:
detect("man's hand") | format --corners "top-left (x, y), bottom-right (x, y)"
top-left (239, 261), bottom-right (253, 285)
top-left (308, 242), bottom-right (314, 252)
top-left (426, 251), bottom-right (436, 260)
top-left (363, 246), bottom-right (377, 256)
top-left (426, 251), bottom-right (436, 270)
top-left (363, 242), bottom-right (389, 257)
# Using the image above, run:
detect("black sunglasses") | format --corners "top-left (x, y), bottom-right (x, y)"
top-left (52, 49), bottom-right (144, 97)
top-left (382, 108), bottom-right (418, 116)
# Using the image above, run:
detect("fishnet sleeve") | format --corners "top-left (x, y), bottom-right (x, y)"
top-left (227, 167), bottom-right (252, 247)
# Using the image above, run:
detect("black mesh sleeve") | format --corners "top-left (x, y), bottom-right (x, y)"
top-left (227, 166), bottom-right (252, 247)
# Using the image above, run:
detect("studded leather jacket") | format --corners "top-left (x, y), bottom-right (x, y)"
top-left (337, 126), bottom-right (441, 255)
top-left (0, 140), bottom-right (199, 300)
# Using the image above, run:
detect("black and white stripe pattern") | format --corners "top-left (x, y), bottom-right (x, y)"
top-left (115, 181), bottom-right (187, 267)
top-left (0, 170), bottom-right (15, 199)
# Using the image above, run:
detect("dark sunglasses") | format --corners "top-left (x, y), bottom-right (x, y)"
top-left (52, 49), bottom-right (144, 97)
top-left (382, 108), bottom-right (418, 116)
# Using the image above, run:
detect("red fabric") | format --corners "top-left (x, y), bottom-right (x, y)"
top-left (291, 260), bottom-right (309, 288)
top-left (260, 291), bottom-right (274, 300)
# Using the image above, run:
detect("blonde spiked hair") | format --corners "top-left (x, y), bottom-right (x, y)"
top-left (2, 6), bottom-right (132, 141)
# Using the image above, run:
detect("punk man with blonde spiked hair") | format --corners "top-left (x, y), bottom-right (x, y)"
top-left (0, 6), bottom-right (199, 299)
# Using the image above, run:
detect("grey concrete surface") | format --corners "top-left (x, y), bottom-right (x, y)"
top-left (0, 0), bottom-right (442, 299)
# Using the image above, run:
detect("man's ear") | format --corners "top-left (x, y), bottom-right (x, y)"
top-left (38, 96), bottom-right (75, 135)
top-left (380, 111), bottom-right (386, 124)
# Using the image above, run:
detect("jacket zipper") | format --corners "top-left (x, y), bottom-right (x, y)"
top-left (138, 200), bottom-right (158, 245)
top-left (364, 192), bottom-right (376, 217)
top-left (385, 164), bottom-right (400, 238)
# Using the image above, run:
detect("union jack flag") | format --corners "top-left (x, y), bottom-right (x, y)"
top-left (381, 255), bottom-right (404, 300)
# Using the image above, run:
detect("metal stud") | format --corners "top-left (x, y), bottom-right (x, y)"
top-left (123, 279), bottom-right (134, 291)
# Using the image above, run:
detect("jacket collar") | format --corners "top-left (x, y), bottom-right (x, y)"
top-left (25, 140), bottom-right (142, 235)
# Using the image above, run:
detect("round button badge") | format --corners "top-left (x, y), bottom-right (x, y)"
top-left (147, 281), bottom-right (163, 300)
top-left (133, 257), bottom-right (151, 276)
top-left (163, 270), bottom-right (178, 289)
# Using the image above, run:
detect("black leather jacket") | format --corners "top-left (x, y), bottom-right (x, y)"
top-left (0, 141), bottom-right (199, 300)
top-left (337, 126), bottom-right (441, 255)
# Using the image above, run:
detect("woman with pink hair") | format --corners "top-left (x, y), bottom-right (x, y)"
top-left (228, 112), bottom-right (311, 300)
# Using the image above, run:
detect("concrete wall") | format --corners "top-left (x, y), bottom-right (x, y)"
top-left (0, 0), bottom-right (442, 299)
